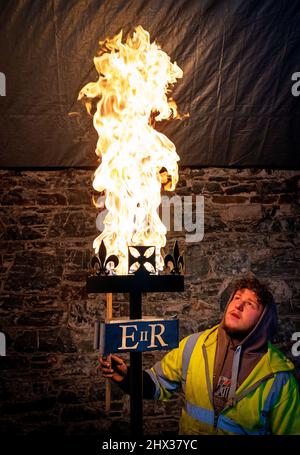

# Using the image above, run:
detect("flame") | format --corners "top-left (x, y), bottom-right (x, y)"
top-left (79, 26), bottom-right (183, 275)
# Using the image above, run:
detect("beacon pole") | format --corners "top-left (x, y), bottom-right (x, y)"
top-left (129, 290), bottom-right (143, 436)
top-left (87, 243), bottom-right (184, 437)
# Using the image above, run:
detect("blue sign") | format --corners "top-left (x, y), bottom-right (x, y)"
top-left (94, 318), bottom-right (179, 355)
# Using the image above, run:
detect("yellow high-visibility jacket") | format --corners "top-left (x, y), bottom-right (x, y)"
top-left (147, 325), bottom-right (300, 435)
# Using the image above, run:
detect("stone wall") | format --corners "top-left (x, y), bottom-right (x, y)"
top-left (0, 167), bottom-right (299, 436)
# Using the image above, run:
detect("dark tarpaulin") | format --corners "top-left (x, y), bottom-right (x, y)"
top-left (0, 0), bottom-right (300, 168)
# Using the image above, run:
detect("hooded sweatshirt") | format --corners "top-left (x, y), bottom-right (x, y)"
top-left (213, 294), bottom-right (278, 415)
top-left (118, 293), bottom-right (278, 406)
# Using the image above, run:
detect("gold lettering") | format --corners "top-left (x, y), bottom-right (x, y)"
top-left (148, 324), bottom-right (168, 348)
top-left (118, 324), bottom-right (138, 350)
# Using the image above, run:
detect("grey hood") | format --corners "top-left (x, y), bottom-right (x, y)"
top-left (220, 290), bottom-right (278, 353)
top-left (213, 291), bottom-right (278, 408)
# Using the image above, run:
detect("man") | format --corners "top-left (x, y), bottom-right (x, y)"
top-left (99, 276), bottom-right (300, 434)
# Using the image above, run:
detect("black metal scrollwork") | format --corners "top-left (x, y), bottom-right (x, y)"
top-left (91, 240), bottom-right (119, 275)
top-left (128, 245), bottom-right (156, 275)
top-left (164, 241), bottom-right (184, 275)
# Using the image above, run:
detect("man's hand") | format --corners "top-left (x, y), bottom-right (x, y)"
top-left (98, 354), bottom-right (128, 383)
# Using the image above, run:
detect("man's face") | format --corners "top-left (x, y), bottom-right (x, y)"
top-left (223, 288), bottom-right (264, 338)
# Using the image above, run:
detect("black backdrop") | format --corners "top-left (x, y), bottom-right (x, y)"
top-left (0, 0), bottom-right (300, 168)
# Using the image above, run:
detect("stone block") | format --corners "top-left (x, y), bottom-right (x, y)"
top-left (21, 227), bottom-right (45, 240)
top-left (19, 212), bottom-right (48, 225)
top-left (1, 189), bottom-right (36, 206)
top-left (0, 397), bottom-right (56, 414)
top-left (204, 182), bottom-right (222, 193)
top-left (192, 182), bottom-right (205, 193)
top-left (3, 226), bottom-right (23, 240)
top-left (212, 195), bottom-right (248, 204)
top-left (250, 195), bottom-right (278, 203)
top-left (185, 246), bottom-right (210, 277)
top-left (13, 331), bottom-right (38, 353)
top-left (16, 310), bottom-right (63, 327)
top-left (220, 204), bottom-right (261, 221)
top-left (251, 254), bottom-right (299, 278)
top-left (225, 184), bottom-right (256, 195)
top-left (0, 356), bottom-right (30, 370)
top-left (67, 189), bottom-right (92, 205)
top-left (212, 250), bottom-right (251, 276)
top-left (37, 328), bottom-right (78, 353)
top-left (5, 251), bottom-right (64, 291)
top-left (48, 210), bottom-right (96, 238)
top-left (36, 192), bottom-right (67, 206)
top-left (61, 403), bottom-right (104, 422)
top-left (0, 295), bottom-right (24, 310)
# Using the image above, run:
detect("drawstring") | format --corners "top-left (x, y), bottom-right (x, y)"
top-left (227, 345), bottom-right (242, 406)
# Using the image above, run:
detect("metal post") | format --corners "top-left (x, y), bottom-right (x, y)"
top-left (129, 291), bottom-right (143, 436)
top-left (87, 242), bottom-right (184, 436)
top-left (105, 293), bottom-right (113, 412)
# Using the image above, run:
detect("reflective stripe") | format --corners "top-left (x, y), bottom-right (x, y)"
top-left (185, 400), bottom-right (214, 425)
top-left (147, 332), bottom-right (203, 399)
top-left (259, 371), bottom-right (290, 432)
top-left (147, 361), bottom-right (180, 399)
top-left (154, 362), bottom-right (180, 391)
top-left (182, 332), bottom-right (202, 392)
top-left (185, 400), bottom-right (266, 435)
top-left (218, 414), bottom-right (266, 435)
top-left (145, 368), bottom-right (161, 399)
top-left (263, 372), bottom-right (290, 412)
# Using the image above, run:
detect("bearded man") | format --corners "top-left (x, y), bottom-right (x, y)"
top-left (99, 276), bottom-right (300, 435)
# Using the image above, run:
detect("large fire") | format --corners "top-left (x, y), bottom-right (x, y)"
top-left (79, 26), bottom-right (183, 274)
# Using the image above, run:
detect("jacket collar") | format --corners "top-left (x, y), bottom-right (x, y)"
top-left (202, 324), bottom-right (294, 397)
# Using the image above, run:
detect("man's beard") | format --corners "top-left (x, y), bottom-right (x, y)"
top-left (223, 321), bottom-right (253, 341)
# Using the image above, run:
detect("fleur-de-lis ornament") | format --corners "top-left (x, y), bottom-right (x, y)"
top-left (91, 241), bottom-right (119, 275)
top-left (164, 241), bottom-right (184, 275)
